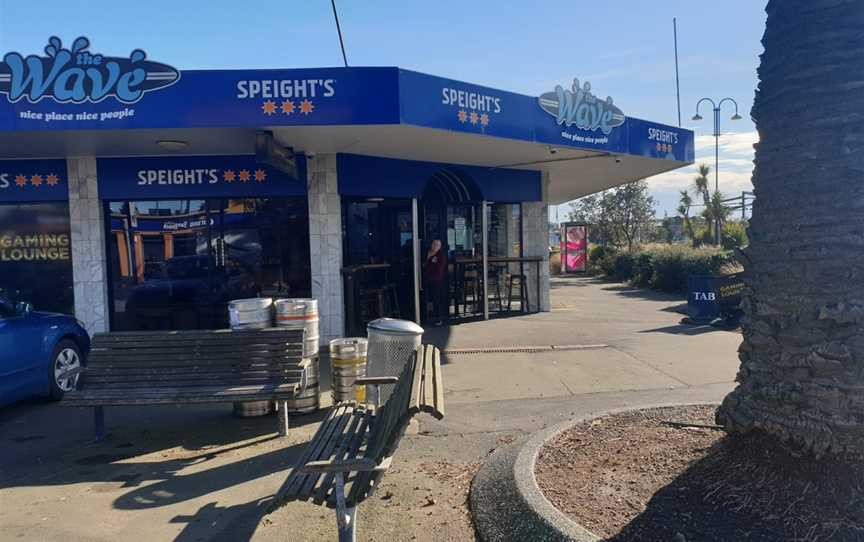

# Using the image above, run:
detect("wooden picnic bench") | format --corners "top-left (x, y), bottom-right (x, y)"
top-left (60, 328), bottom-right (309, 440)
top-left (270, 343), bottom-right (444, 542)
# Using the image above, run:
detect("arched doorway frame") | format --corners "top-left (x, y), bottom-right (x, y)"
top-left (412, 169), bottom-right (490, 323)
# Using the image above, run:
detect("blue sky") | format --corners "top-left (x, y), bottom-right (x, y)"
top-left (0, 0), bottom-right (767, 217)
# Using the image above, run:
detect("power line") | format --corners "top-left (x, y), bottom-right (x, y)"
top-left (331, 0), bottom-right (349, 67)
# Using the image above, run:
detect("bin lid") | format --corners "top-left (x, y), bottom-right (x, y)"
top-left (367, 318), bottom-right (424, 336)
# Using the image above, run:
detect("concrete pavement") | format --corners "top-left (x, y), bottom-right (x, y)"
top-left (0, 276), bottom-right (743, 541)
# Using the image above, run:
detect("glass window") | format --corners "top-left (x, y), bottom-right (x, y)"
top-left (488, 203), bottom-right (522, 259)
top-left (107, 197), bottom-right (310, 331)
top-left (0, 202), bottom-right (74, 315)
top-left (487, 203), bottom-right (523, 312)
top-left (341, 198), bottom-right (415, 332)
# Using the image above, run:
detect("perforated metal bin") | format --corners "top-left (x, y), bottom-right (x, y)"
top-left (365, 318), bottom-right (424, 403)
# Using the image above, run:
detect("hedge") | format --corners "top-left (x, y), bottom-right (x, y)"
top-left (597, 244), bottom-right (735, 294)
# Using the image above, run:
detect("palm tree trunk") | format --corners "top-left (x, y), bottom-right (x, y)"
top-left (717, 0), bottom-right (864, 457)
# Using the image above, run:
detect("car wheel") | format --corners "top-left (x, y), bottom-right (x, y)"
top-left (49, 340), bottom-right (83, 400)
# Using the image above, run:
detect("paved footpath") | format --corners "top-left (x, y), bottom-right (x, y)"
top-left (0, 277), bottom-right (742, 541)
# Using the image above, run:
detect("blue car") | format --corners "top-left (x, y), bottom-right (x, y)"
top-left (0, 295), bottom-right (90, 407)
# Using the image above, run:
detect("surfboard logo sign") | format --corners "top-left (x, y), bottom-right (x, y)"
top-left (538, 78), bottom-right (625, 135)
top-left (0, 36), bottom-right (180, 104)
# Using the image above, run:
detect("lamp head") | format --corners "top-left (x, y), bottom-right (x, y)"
top-left (692, 114), bottom-right (703, 121)
top-left (731, 113), bottom-right (743, 121)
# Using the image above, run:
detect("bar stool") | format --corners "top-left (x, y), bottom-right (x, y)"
top-left (462, 267), bottom-right (481, 315)
top-left (487, 265), bottom-right (505, 313)
top-left (507, 273), bottom-right (530, 313)
top-left (376, 283), bottom-right (401, 318)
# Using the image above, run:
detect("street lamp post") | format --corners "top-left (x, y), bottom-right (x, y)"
top-left (692, 97), bottom-right (742, 245)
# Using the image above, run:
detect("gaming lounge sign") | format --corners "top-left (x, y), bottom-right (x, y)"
top-left (0, 36), bottom-right (180, 123)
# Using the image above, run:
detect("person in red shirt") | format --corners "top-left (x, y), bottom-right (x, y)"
top-left (424, 239), bottom-right (447, 325)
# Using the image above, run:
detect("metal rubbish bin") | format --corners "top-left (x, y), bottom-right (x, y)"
top-left (366, 318), bottom-right (424, 403)
top-left (329, 338), bottom-right (368, 403)
top-left (229, 297), bottom-right (275, 417)
top-left (275, 298), bottom-right (321, 414)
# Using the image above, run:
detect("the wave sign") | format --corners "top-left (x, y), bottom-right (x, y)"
top-left (538, 78), bottom-right (625, 135)
top-left (0, 36), bottom-right (180, 104)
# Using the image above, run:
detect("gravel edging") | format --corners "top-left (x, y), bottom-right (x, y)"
top-left (470, 403), bottom-right (715, 542)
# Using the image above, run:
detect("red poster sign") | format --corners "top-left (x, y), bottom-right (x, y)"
top-left (561, 223), bottom-right (587, 273)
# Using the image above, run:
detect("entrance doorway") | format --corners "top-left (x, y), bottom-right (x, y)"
top-left (341, 168), bottom-right (530, 334)
top-left (420, 171), bottom-right (484, 323)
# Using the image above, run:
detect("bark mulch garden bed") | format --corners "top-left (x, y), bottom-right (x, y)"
top-left (535, 405), bottom-right (864, 542)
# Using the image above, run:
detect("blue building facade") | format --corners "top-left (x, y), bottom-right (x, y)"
top-left (0, 36), bottom-right (693, 341)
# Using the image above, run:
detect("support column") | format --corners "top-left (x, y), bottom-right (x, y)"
top-left (481, 201), bottom-right (489, 320)
top-left (520, 174), bottom-right (551, 312)
top-left (307, 154), bottom-right (344, 344)
top-left (412, 198), bottom-right (421, 324)
top-left (67, 156), bottom-right (110, 334)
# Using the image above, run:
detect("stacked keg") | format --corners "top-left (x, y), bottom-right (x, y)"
top-left (275, 298), bottom-right (320, 414)
top-left (228, 298), bottom-right (275, 417)
top-left (329, 338), bottom-right (368, 403)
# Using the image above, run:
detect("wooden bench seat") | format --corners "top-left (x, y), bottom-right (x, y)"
top-left (61, 328), bottom-right (309, 439)
top-left (271, 344), bottom-right (444, 541)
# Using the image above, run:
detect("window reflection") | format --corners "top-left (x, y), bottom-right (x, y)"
top-left (0, 202), bottom-right (74, 314)
top-left (108, 198), bottom-right (310, 331)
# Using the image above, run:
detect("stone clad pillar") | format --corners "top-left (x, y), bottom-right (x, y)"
top-left (521, 173), bottom-right (551, 312)
top-left (67, 156), bottom-right (110, 334)
top-left (307, 154), bottom-right (344, 344)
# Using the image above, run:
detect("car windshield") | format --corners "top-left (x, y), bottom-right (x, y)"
top-left (0, 295), bottom-right (14, 318)
top-left (164, 256), bottom-right (215, 279)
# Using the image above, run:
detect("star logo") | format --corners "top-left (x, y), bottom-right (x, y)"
top-left (46, 174), bottom-right (59, 186)
top-left (254, 169), bottom-right (267, 182)
top-left (238, 169), bottom-right (251, 182)
top-left (14, 174), bottom-right (27, 187)
top-left (280, 100), bottom-right (295, 114)
top-left (469, 111), bottom-right (479, 125)
top-left (30, 174), bottom-right (43, 187)
top-left (262, 100), bottom-right (277, 115)
top-left (299, 99), bottom-right (314, 115)
top-left (457, 110), bottom-right (468, 123)
top-left (480, 113), bottom-right (489, 127)
top-left (223, 170), bottom-right (236, 183)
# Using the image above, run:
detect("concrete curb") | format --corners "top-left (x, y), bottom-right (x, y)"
top-left (470, 402), bottom-right (716, 542)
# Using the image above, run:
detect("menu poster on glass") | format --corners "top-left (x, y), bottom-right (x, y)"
top-left (0, 202), bottom-right (74, 314)
top-left (561, 223), bottom-right (587, 274)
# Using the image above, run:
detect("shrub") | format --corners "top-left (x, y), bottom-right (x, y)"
top-left (599, 250), bottom-right (617, 277)
top-left (722, 221), bottom-right (749, 250)
top-left (631, 252), bottom-right (654, 287)
top-left (647, 245), bottom-right (733, 293)
top-left (549, 248), bottom-right (562, 275)
top-left (694, 226), bottom-right (715, 247)
top-left (588, 245), bottom-right (607, 275)
top-left (612, 252), bottom-right (636, 282)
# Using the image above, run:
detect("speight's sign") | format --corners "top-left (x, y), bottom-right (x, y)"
top-left (0, 36), bottom-right (180, 104)
top-left (538, 78), bottom-right (625, 135)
